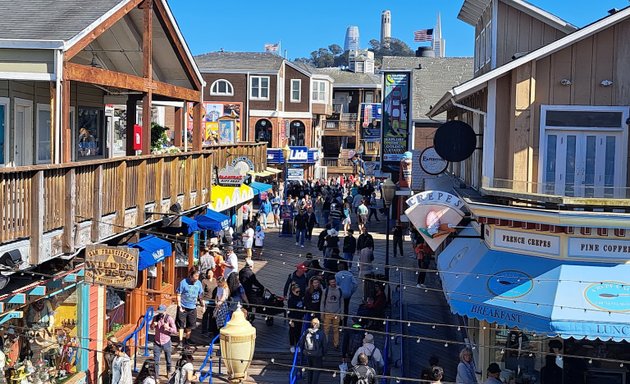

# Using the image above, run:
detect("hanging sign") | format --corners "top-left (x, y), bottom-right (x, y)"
top-left (420, 146), bottom-right (449, 175)
top-left (405, 191), bottom-right (465, 251)
top-left (85, 245), bottom-right (138, 289)
top-left (381, 72), bottom-right (411, 173)
top-left (217, 165), bottom-right (246, 186)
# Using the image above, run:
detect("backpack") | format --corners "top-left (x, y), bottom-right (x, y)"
top-left (168, 359), bottom-right (187, 384)
top-left (364, 346), bottom-right (382, 373)
top-left (348, 365), bottom-right (375, 384)
top-left (303, 330), bottom-right (321, 356)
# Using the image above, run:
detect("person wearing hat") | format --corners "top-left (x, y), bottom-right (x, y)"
top-left (150, 304), bottom-right (176, 377)
top-left (103, 336), bottom-right (119, 384)
top-left (350, 333), bottom-right (384, 373)
top-left (239, 258), bottom-right (264, 301)
top-left (283, 263), bottom-right (308, 299)
top-left (484, 363), bottom-right (502, 384)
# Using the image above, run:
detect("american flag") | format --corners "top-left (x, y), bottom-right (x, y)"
top-left (414, 29), bottom-right (434, 42)
top-left (264, 43), bottom-right (279, 52)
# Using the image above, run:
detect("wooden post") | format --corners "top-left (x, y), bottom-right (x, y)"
top-left (174, 106), bottom-right (183, 147)
top-left (126, 97), bottom-right (138, 156)
top-left (192, 102), bottom-right (202, 151)
top-left (141, 0), bottom-right (153, 156)
top-left (183, 156), bottom-right (192, 209)
top-left (91, 165), bottom-right (103, 242)
top-left (61, 76), bottom-right (72, 163)
top-left (196, 155), bottom-right (204, 206)
top-left (136, 161), bottom-right (147, 226)
top-left (170, 158), bottom-right (177, 204)
top-left (142, 93), bottom-right (152, 155)
top-left (115, 162), bottom-right (127, 233)
top-left (155, 158), bottom-right (164, 211)
top-left (29, 171), bottom-right (44, 265)
top-left (62, 168), bottom-right (76, 253)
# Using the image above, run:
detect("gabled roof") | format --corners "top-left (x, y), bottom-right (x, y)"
top-left (459, 0), bottom-right (576, 33)
top-left (0, 0), bottom-right (125, 40)
top-left (194, 52), bottom-right (285, 73)
top-left (381, 56), bottom-right (473, 122)
top-left (429, 5), bottom-right (630, 117)
top-left (310, 67), bottom-right (382, 89)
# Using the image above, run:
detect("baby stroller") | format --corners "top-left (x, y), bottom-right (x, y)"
top-left (250, 287), bottom-right (285, 326)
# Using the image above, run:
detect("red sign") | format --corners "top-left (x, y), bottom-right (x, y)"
top-left (133, 124), bottom-right (142, 151)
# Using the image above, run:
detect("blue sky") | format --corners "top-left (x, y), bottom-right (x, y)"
top-left (168, 0), bottom-right (629, 60)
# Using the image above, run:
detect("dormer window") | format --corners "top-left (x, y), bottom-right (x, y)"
top-left (210, 79), bottom-right (234, 96)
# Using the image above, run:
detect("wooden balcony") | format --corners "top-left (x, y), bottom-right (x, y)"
top-left (0, 143), bottom-right (267, 267)
top-left (323, 120), bottom-right (359, 136)
top-left (321, 157), bottom-right (354, 175)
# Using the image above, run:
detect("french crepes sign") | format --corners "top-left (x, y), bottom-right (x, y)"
top-left (405, 191), bottom-right (466, 251)
top-left (85, 245), bottom-right (138, 289)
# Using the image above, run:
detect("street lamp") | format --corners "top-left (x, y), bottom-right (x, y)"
top-left (381, 178), bottom-right (397, 283)
top-left (282, 144), bottom-right (291, 200)
top-left (220, 303), bottom-right (257, 382)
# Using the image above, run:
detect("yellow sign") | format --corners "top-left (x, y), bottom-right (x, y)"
top-left (85, 245), bottom-right (138, 289)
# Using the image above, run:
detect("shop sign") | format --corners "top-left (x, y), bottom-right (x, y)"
top-left (360, 103), bottom-right (382, 141)
top-left (85, 245), bottom-right (138, 289)
top-left (584, 281), bottom-right (630, 312)
top-left (217, 165), bottom-right (246, 186)
top-left (568, 238), bottom-right (630, 260)
top-left (266, 147), bottom-right (319, 164)
top-left (419, 146), bottom-right (449, 175)
top-left (405, 191), bottom-right (466, 251)
top-left (381, 72), bottom-right (411, 173)
top-left (487, 270), bottom-right (534, 298)
top-left (493, 228), bottom-right (560, 256)
top-left (231, 156), bottom-right (255, 172)
top-left (287, 168), bottom-right (304, 181)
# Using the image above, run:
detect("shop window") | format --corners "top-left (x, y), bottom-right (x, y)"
top-left (0, 98), bottom-right (7, 164)
top-left (106, 287), bottom-right (126, 336)
top-left (255, 119), bottom-right (273, 147)
top-left (77, 107), bottom-right (104, 159)
top-left (36, 104), bottom-right (52, 164)
top-left (289, 120), bottom-right (305, 146)
top-left (250, 76), bottom-right (269, 100)
top-left (290, 79), bottom-right (301, 102)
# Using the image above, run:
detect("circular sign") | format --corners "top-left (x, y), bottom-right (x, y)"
top-left (420, 146), bottom-right (449, 175)
top-left (487, 270), bottom-right (533, 298)
top-left (433, 121), bottom-right (477, 162)
top-left (584, 281), bottom-right (630, 312)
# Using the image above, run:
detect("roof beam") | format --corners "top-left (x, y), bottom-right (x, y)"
top-left (64, 62), bottom-right (200, 101)
top-left (65, 0), bottom-right (144, 60)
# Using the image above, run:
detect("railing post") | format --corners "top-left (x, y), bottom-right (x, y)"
top-left (170, 158), bottom-right (177, 205)
top-left (184, 156), bottom-right (192, 209)
top-left (91, 165), bottom-right (103, 243)
top-left (29, 171), bottom-right (44, 265)
top-left (115, 162), bottom-right (127, 234)
top-left (155, 158), bottom-right (164, 211)
top-left (136, 161), bottom-right (147, 226)
top-left (62, 168), bottom-right (76, 253)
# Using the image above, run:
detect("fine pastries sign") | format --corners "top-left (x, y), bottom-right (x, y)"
top-left (85, 245), bottom-right (138, 289)
top-left (405, 191), bottom-right (466, 251)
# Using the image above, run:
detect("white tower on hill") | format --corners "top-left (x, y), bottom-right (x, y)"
top-left (381, 10), bottom-right (391, 48)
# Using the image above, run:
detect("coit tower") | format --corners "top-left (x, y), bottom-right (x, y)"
top-left (344, 26), bottom-right (360, 52)
top-left (381, 10), bottom-right (391, 48)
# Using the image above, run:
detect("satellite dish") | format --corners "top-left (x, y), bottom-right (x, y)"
top-left (433, 121), bottom-right (476, 162)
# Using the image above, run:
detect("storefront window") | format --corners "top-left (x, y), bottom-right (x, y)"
top-left (289, 120), bottom-right (305, 146)
top-left (490, 326), bottom-right (544, 383)
top-left (77, 107), bottom-right (104, 159)
top-left (106, 287), bottom-right (126, 336)
top-left (255, 119), bottom-right (273, 147)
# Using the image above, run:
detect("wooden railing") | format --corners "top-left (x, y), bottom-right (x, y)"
top-left (0, 142), bottom-right (267, 265)
top-left (324, 120), bottom-right (358, 133)
top-left (321, 157), bottom-right (353, 167)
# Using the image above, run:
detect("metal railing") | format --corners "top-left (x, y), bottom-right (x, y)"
top-left (122, 306), bottom-right (154, 372)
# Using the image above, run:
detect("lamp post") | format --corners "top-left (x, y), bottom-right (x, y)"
top-left (220, 303), bottom-right (257, 383)
top-left (282, 144), bottom-right (291, 200)
top-left (381, 178), bottom-right (397, 283)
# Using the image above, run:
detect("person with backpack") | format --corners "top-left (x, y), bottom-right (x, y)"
top-left (135, 359), bottom-right (157, 384)
top-left (335, 261), bottom-right (358, 326)
top-left (343, 353), bottom-right (376, 384)
top-left (304, 276), bottom-right (324, 317)
top-left (351, 334), bottom-right (384, 375)
top-left (111, 342), bottom-right (132, 384)
top-left (169, 349), bottom-right (198, 384)
top-left (150, 305), bottom-right (176, 377)
top-left (320, 276), bottom-right (343, 349)
top-left (287, 282), bottom-right (305, 354)
top-left (300, 317), bottom-right (327, 384)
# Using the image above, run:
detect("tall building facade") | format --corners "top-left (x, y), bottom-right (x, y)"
top-left (344, 26), bottom-right (360, 52)
top-left (432, 13), bottom-right (446, 57)
top-left (381, 10), bottom-right (391, 48)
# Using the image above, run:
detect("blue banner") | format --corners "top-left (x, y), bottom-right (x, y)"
top-left (267, 147), bottom-right (318, 164)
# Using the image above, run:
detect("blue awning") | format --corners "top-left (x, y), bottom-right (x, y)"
top-left (129, 235), bottom-right (173, 271)
top-left (438, 227), bottom-right (630, 341)
top-left (195, 209), bottom-right (230, 232)
top-left (249, 181), bottom-right (273, 195)
top-left (181, 216), bottom-right (199, 235)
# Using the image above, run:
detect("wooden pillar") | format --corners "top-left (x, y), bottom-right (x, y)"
top-left (141, 0), bottom-right (153, 155)
top-left (62, 168), bottom-right (76, 253)
top-left (30, 171), bottom-right (44, 265)
top-left (136, 161), bottom-right (147, 226)
top-left (192, 102), bottom-right (202, 151)
top-left (126, 97), bottom-right (139, 155)
top-left (142, 93), bottom-right (152, 154)
top-left (61, 74), bottom-right (72, 163)
top-left (115, 162), bottom-right (127, 233)
top-left (174, 106), bottom-right (183, 147)
top-left (91, 165), bottom-right (103, 242)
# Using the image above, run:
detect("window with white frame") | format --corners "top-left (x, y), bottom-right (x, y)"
top-left (474, 35), bottom-right (481, 71)
top-left (312, 80), bottom-right (327, 102)
top-left (539, 105), bottom-right (629, 198)
top-left (479, 29), bottom-right (486, 69)
top-left (250, 76), bottom-right (269, 100)
top-left (485, 21), bottom-right (492, 64)
top-left (210, 79), bottom-right (234, 96)
top-left (290, 79), bottom-right (301, 102)
top-left (36, 103), bottom-right (52, 164)
top-left (0, 97), bottom-right (8, 165)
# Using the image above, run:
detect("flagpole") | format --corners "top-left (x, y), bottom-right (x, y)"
top-left (278, 40), bottom-right (282, 56)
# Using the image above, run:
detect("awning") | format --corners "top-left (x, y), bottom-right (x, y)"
top-left (438, 227), bottom-right (630, 341)
top-left (195, 209), bottom-right (230, 232)
top-left (248, 170), bottom-right (274, 177)
top-left (208, 184), bottom-right (254, 212)
top-left (129, 235), bottom-right (173, 271)
top-left (265, 167), bottom-right (282, 175)
top-left (181, 216), bottom-right (199, 235)
top-left (249, 181), bottom-right (273, 195)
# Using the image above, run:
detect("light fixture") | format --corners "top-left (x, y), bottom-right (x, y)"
top-left (381, 178), bottom-right (397, 208)
top-left (560, 79), bottom-right (572, 86)
top-left (220, 303), bottom-right (256, 382)
top-left (600, 80), bottom-right (613, 87)
top-left (90, 52), bottom-right (101, 68)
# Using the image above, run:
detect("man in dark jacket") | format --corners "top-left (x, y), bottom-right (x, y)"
top-left (318, 224), bottom-right (332, 257)
top-left (306, 207), bottom-right (318, 241)
top-left (294, 209), bottom-right (309, 247)
top-left (392, 225), bottom-right (404, 257)
top-left (283, 263), bottom-right (308, 298)
top-left (357, 227), bottom-right (374, 252)
top-left (342, 229), bottom-right (357, 262)
top-left (239, 259), bottom-right (264, 300)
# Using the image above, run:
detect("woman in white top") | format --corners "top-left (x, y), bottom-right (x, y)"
top-left (177, 350), bottom-right (199, 384)
top-left (213, 276), bottom-right (230, 328)
top-left (134, 359), bottom-right (156, 384)
top-left (254, 226), bottom-right (265, 259)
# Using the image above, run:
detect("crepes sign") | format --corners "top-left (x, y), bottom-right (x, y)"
top-left (405, 191), bottom-right (466, 251)
top-left (85, 245), bottom-right (138, 289)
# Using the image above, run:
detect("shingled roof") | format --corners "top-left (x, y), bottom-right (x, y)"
top-left (194, 52), bottom-right (285, 72)
top-left (0, 0), bottom-right (124, 40)
top-left (381, 56), bottom-right (473, 122)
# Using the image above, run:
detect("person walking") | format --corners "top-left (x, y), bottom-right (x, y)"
top-left (306, 207), bottom-right (318, 241)
top-left (259, 197), bottom-right (272, 230)
top-left (201, 269), bottom-right (215, 335)
top-left (456, 347), bottom-right (479, 384)
top-left (367, 193), bottom-right (380, 223)
top-left (356, 199), bottom-right (369, 232)
top-left (287, 283), bottom-right (305, 353)
top-left (111, 343), bottom-right (132, 384)
top-left (172, 349), bottom-right (199, 384)
top-left (239, 258), bottom-right (264, 301)
top-left (320, 276), bottom-right (343, 349)
top-left (343, 353), bottom-right (376, 384)
top-left (150, 305), bottom-right (176, 378)
top-left (176, 268), bottom-right (203, 347)
top-left (253, 225), bottom-right (265, 260)
top-left (483, 363), bottom-right (502, 384)
top-left (342, 202), bottom-right (352, 236)
top-left (350, 334), bottom-right (384, 374)
top-left (242, 223), bottom-right (255, 259)
top-left (284, 263), bottom-right (309, 298)
top-left (294, 209), bottom-right (308, 248)
top-left (213, 276), bottom-right (230, 329)
top-left (221, 246), bottom-right (238, 279)
top-left (342, 230), bottom-right (357, 263)
top-left (300, 317), bottom-right (327, 384)
top-left (134, 360), bottom-right (157, 384)
top-left (329, 202), bottom-right (343, 231)
top-left (271, 193), bottom-right (281, 228)
top-left (198, 247), bottom-right (215, 275)
top-left (392, 225), bottom-right (404, 257)
top-left (335, 262), bottom-right (357, 326)
top-left (357, 227), bottom-right (374, 252)
top-left (415, 241), bottom-right (433, 288)
top-left (304, 276), bottom-right (324, 317)
top-left (358, 247), bottom-right (374, 279)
